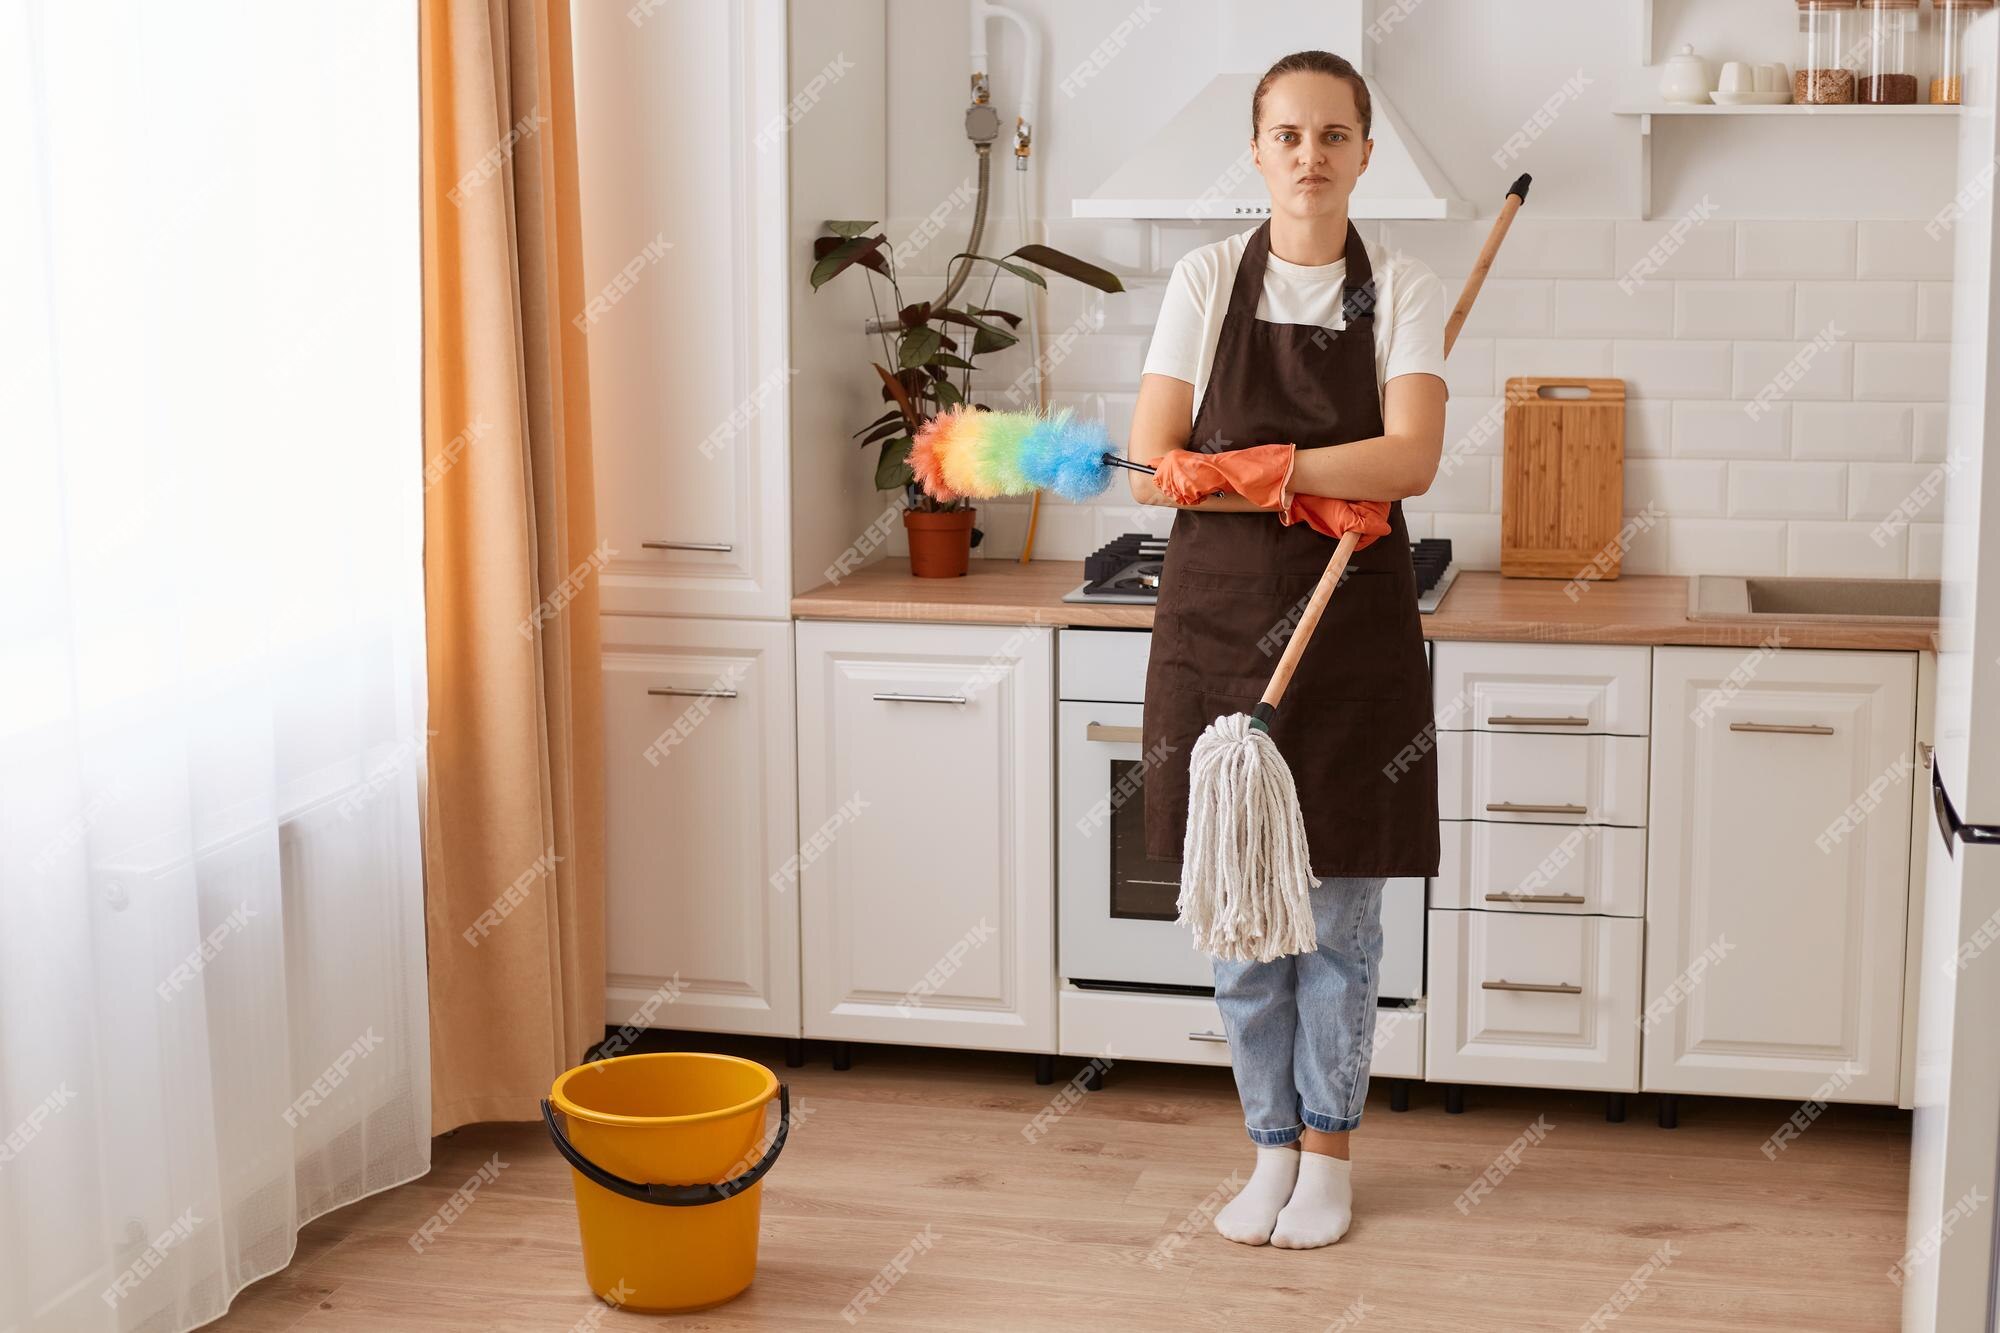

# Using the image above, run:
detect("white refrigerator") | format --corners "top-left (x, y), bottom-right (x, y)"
top-left (1905, 13), bottom-right (2000, 1331)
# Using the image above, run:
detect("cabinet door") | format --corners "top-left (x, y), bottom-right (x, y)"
top-left (796, 620), bottom-right (1054, 1051)
top-left (601, 616), bottom-right (799, 1037)
top-left (574, 0), bottom-right (791, 619)
top-left (1644, 647), bottom-right (1917, 1103)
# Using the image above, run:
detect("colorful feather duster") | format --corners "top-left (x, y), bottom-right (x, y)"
top-left (908, 406), bottom-right (1120, 503)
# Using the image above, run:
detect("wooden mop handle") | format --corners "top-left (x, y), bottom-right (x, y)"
top-left (1259, 175), bottom-right (1532, 714)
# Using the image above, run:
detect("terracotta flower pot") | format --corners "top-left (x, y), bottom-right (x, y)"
top-left (903, 505), bottom-right (976, 578)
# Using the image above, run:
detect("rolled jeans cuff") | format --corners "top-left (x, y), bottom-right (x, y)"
top-left (1245, 1121), bottom-right (1304, 1146)
top-left (1303, 1104), bottom-right (1363, 1134)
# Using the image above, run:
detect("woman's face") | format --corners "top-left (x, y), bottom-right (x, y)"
top-left (1251, 71), bottom-right (1371, 220)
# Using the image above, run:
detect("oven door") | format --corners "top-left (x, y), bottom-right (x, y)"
top-left (1057, 699), bottom-right (1216, 990)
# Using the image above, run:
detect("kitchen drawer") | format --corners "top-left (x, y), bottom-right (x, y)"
top-left (1438, 731), bottom-right (1647, 826)
top-left (1059, 988), bottom-right (1423, 1081)
top-left (1432, 642), bottom-right (1650, 736)
top-left (1426, 910), bottom-right (1642, 1092)
top-left (1433, 820), bottom-right (1646, 917)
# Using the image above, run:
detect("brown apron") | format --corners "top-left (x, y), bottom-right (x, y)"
top-left (1142, 220), bottom-right (1439, 880)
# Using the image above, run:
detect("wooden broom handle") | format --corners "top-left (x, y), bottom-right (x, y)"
top-left (1260, 176), bottom-right (1531, 712)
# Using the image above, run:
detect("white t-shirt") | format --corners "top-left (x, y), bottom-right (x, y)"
top-left (1142, 227), bottom-right (1449, 417)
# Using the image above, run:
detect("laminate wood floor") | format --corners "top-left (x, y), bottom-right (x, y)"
top-left (206, 1031), bottom-right (1912, 1332)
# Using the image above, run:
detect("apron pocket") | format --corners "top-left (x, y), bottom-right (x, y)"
top-left (1169, 567), bottom-right (1416, 701)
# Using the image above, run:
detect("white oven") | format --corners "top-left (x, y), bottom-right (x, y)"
top-left (1056, 628), bottom-right (1425, 998)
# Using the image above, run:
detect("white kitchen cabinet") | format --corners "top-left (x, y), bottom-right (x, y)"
top-left (1059, 988), bottom-right (1425, 1081)
top-left (574, 0), bottom-right (791, 620)
top-left (1432, 641), bottom-right (1652, 735)
top-left (795, 620), bottom-right (1055, 1052)
top-left (601, 615), bottom-right (799, 1037)
top-left (1436, 731), bottom-right (1650, 826)
top-left (1426, 909), bottom-right (1643, 1092)
top-left (1434, 820), bottom-right (1647, 917)
top-left (1643, 647), bottom-right (1918, 1104)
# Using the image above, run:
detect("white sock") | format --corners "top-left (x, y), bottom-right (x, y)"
top-left (1270, 1152), bottom-right (1353, 1248)
top-left (1213, 1145), bottom-right (1300, 1245)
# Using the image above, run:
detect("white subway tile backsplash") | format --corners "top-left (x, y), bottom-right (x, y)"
top-left (1908, 522), bottom-right (1944, 579)
top-left (1443, 279), bottom-right (1553, 337)
top-left (1732, 338), bottom-right (1854, 401)
top-left (1857, 221), bottom-right (1955, 280)
top-left (1675, 282), bottom-right (1792, 339)
top-left (1428, 511), bottom-right (1501, 571)
top-left (1614, 340), bottom-right (1734, 398)
top-left (1663, 518), bottom-right (1787, 575)
top-left (1626, 399), bottom-right (1672, 459)
top-left (1614, 219), bottom-right (1736, 283)
top-left (1406, 456), bottom-right (1494, 513)
top-left (1671, 401), bottom-right (1790, 460)
top-left (1625, 458), bottom-right (1727, 517)
top-left (1729, 461), bottom-right (1846, 519)
top-left (1442, 395), bottom-right (1506, 461)
top-left (1849, 463), bottom-right (1948, 523)
top-left (1555, 281), bottom-right (1675, 337)
top-left (1383, 219), bottom-right (1613, 279)
top-left (1494, 338), bottom-right (1614, 383)
top-left (1736, 222), bottom-right (1856, 279)
top-left (1787, 522), bottom-right (1907, 579)
top-left (1076, 281), bottom-right (1166, 333)
top-left (1793, 282), bottom-right (1916, 341)
top-left (1917, 283), bottom-right (1953, 341)
top-left (1855, 342), bottom-right (1949, 400)
top-left (1790, 402), bottom-right (1911, 461)
top-left (1044, 218), bottom-right (1152, 274)
top-left (1443, 337), bottom-right (1496, 397)
top-left (1914, 404), bottom-right (1949, 461)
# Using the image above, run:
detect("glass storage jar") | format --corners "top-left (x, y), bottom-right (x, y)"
top-left (1858, 0), bottom-right (1922, 103)
top-left (1797, 0), bottom-right (1858, 104)
top-left (1933, 0), bottom-right (1996, 104)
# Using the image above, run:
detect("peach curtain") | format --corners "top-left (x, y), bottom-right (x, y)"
top-left (420, 0), bottom-right (606, 1132)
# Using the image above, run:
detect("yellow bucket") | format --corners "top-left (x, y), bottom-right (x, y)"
top-left (542, 1052), bottom-right (790, 1314)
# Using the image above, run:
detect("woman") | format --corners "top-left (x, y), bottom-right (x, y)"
top-left (1133, 50), bottom-right (1445, 1250)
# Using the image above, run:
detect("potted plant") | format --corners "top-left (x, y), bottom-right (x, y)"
top-left (810, 220), bottom-right (1123, 577)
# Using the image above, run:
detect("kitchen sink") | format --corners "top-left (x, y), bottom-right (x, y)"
top-left (1687, 575), bottom-right (1940, 623)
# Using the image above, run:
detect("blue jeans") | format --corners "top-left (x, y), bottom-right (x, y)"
top-left (1211, 875), bottom-right (1387, 1144)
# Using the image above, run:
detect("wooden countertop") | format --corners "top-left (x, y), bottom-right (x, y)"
top-left (791, 560), bottom-right (1938, 651)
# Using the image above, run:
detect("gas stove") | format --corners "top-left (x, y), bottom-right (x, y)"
top-left (1062, 531), bottom-right (1460, 613)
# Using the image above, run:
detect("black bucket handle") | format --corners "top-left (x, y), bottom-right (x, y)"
top-left (540, 1083), bottom-right (789, 1208)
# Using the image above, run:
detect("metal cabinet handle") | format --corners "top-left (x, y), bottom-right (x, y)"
top-left (1484, 892), bottom-right (1586, 905)
top-left (1482, 979), bottom-right (1583, 994)
top-left (648, 686), bottom-right (737, 699)
top-left (872, 692), bottom-right (968, 705)
top-left (641, 540), bottom-right (733, 552)
top-left (1187, 1030), bottom-right (1228, 1043)
top-left (1486, 802), bottom-right (1589, 815)
top-left (1086, 722), bottom-right (1144, 744)
top-left (1729, 721), bottom-right (1834, 736)
top-left (1488, 714), bottom-right (1590, 727)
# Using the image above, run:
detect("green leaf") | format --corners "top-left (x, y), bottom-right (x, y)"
top-left (858, 417), bottom-right (909, 446)
top-left (852, 407), bottom-right (905, 437)
top-left (932, 352), bottom-right (975, 371)
top-left (825, 219), bottom-right (878, 238)
top-left (932, 380), bottom-right (964, 407)
top-left (971, 308), bottom-right (1022, 328)
top-left (897, 301), bottom-right (932, 328)
top-left (949, 251), bottom-right (1047, 289)
top-left (810, 234), bottom-right (887, 289)
top-left (1008, 243), bottom-right (1124, 292)
top-left (897, 326), bottom-right (943, 369)
top-left (972, 324), bottom-right (1019, 356)
top-left (875, 437), bottom-right (915, 490)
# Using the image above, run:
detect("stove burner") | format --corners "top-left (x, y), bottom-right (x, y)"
top-left (1062, 532), bottom-right (1458, 612)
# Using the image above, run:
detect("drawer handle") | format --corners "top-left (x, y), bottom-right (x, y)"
top-left (1484, 892), bottom-right (1586, 905)
top-left (648, 686), bottom-right (738, 700)
top-left (1482, 979), bottom-right (1583, 995)
top-left (641, 540), bottom-right (733, 552)
top-left (872, 692), bottom-right (968, 705)
top-left (1488, 714), bottom-right (1590, 727)
top-left (1486, 802), bottom-right (1589, 815)
top-left (1187, 1030), bottom-right (1228, 1044)
top-left (1086, 722), bottom-right (1144, 744)
top-left (1729, 721), bottom-right (1835, 736)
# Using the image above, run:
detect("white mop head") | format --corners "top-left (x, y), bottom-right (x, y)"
top-left (1175, 712), bottom-right (1319, 963)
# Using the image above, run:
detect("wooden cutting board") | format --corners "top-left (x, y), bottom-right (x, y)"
top-left (1500, 377), bottom-right (1626, 579)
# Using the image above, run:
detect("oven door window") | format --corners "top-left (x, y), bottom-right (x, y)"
top-left (1107, 756), bottom-right (1182, 921)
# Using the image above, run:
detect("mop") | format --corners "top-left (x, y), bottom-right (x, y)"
top-left (912, 175), bottom-right (1533, 962)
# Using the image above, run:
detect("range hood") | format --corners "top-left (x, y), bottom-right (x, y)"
top-left (1074, 73), bottom-right (1468, 221)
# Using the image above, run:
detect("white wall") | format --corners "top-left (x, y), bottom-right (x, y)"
top-left (805, 0), bottom-right (1962, 578)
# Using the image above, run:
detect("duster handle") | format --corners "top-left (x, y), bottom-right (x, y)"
top-left (1259, 176), bottom-right (1530, 718)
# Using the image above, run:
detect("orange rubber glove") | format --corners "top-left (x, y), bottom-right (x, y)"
top-left (1150, 443), bottom-right (1295, 509)
top-left (1284, 495), bottom-right (1393, 551)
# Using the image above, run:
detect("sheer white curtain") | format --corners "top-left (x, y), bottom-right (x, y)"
top-left (0, 5), bottom-right (430, 1330)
